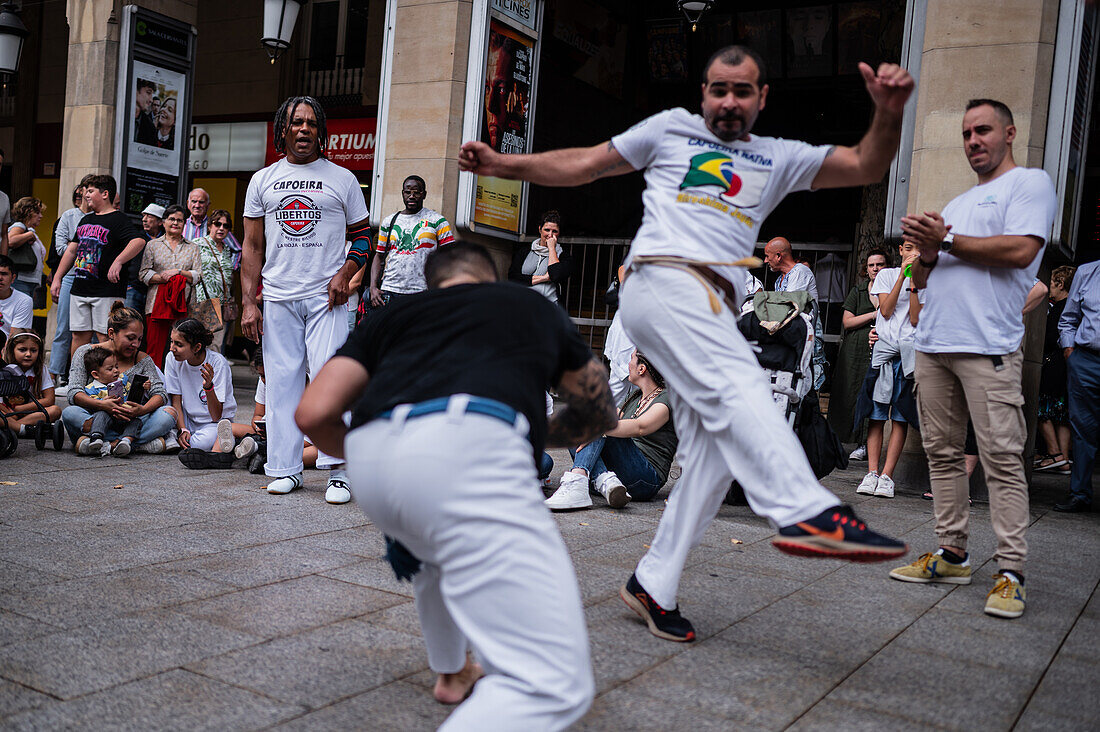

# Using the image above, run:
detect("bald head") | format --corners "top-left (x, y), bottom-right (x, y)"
top-left (187, 188), bottom-right (210, 222)
top-left (764, 237), bottom-right (793, 272)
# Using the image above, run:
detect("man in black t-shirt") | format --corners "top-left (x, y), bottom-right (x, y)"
top-left (51, 175), bottom-right (145, 349)
top-left (297, 243), bottom-right (617, 729)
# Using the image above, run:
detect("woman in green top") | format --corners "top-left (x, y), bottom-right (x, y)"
top-left (827, 248), bottom-right (886, 446)
top-left (546, 350), bottom-right (678, 511)
top-left (193, 208), bottom-right (237, 352)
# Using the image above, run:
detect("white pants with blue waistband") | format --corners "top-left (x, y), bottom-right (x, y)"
top-left (621, 265), bottom-right (840, 610)
top-left (263, 294), bottom-right (349, 476)
top-left (344, 398), bottom-right (594, 731)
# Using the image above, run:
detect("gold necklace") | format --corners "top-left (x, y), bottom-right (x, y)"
top-left (634, 387), bottom-right (663, 417)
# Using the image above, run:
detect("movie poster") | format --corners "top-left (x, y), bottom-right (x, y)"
top-left (647, 20), bottom-right (688, 83)
top-left (473, 20), bottom-right (535, 233)
top-left (786, 5), bottom-right (834, 78)
top-left (128, 60), bottom-right (185, 174)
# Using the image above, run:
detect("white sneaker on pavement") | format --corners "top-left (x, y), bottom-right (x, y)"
top-left (594, 471), bottom-right (631, 509)
top-left (267, 473), bottom-right (303, 494)
top-left (325, 469), bottom-right (352, 504)
top-left (857, 472), bottom-right (879, 495)
top-left (545, 472), bottom-right (592, 511)
top-left (874, 474), bottom-right (895, 498)
top-left (136, 437), bottom-right (167, 454)
top-left (164, 430), bottom-right (181, 453)
top-left (849, 445), bottom-right (868, 461)
top-left (216, 419), bottom-right (235, 453)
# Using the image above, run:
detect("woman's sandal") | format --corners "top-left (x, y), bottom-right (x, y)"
top-left (1035, 453), bottom-right (1069, 472)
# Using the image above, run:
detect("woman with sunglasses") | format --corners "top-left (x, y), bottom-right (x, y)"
top-left (193, 209), bottom-right (238, 352)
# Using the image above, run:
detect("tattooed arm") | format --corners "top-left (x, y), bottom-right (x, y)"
top-left (457, 140), bottom-right (636, 187)
top-left (546, 358), bottom-right (619, 448)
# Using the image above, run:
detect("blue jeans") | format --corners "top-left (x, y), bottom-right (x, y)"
top-left (125, 285), bottom-right (147, 315)
top-left (61, 404), bottom-right (175, 445)
top-left (569, 436), bottom-right (663, 501)
top-left (13, 280), bottom-right (36, 298)
top-left (539, 452), bottom-right (554, 480)
top-left (49, 271), bottom-right (76, 378)
top-left (1067, 347), bottom-right (1100, 503)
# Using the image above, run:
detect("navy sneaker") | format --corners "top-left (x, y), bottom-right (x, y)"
top-left (619, 573), bottom-right (695, 642)
top-left (773, 504), bottom-right (907, 563)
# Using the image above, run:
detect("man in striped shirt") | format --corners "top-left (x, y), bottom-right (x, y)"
top-left (367, 175), bottom-right (455, 311)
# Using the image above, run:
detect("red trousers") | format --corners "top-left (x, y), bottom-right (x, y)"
top-left (146, 318), bottom-right (174, 370)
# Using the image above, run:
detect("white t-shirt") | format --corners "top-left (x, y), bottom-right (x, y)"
top-left (0, 288), bottom-right (33, 336)
top-left (871, 267), bottom-right (925, 345)
top-left (163, 349), bottom-right (237, 432)
top-left (612, 108), bottom-right (831, 283)
top-left (915, 167), bottom-right (1057, 355)
top-left (9, 222), bottom-right (46, 284)
top-left (244, 157), bottom-right (369, 302)
top-left (3, 364), bottom-right (53, 393)
top-left (776, 262), bottom-right (819, 302)
top-left (255, 376), bottom-right (266, 406)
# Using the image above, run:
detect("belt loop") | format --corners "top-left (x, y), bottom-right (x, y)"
top-left (389, 403), bottom-right (413, 432)
top-left (447, 394), bottom-right (471, 423)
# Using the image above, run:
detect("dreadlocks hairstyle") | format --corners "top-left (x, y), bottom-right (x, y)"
top-left (273, 96), bottom-right (328, 157)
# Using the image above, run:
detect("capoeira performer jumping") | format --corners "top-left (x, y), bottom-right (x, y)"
top-left (241, 96), bottom-right (372, 504)
top-left (459, 45), bottom-right (913, 641)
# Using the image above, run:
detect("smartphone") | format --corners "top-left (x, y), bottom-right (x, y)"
top-left (127, 375), bottom-right (148, 403)
top-left (254, 419), bottom-right (266, 436)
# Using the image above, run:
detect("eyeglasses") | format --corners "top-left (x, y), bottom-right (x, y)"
top-left (166, 217), bottom-right (185, 225)
top-left (211, 221), bottom-right (229, 228)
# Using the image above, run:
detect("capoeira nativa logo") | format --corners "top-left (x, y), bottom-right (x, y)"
top-left (680, 152), bottom-right (767, 208)
top-left (275, 195), bottom-right (322, 237)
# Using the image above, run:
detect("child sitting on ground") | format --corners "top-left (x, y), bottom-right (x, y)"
top-left (79, 346), bottom-right (143, 457)
top-left (1, 332), bottom-right (62, 437)
top-left (166, 318), bottom-right (246, 469)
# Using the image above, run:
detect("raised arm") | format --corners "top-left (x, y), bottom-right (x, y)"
top-left (546, 358), bottom-right (618, 448)
top-left (812, 63), bottom-right (914, 189)
top-left (458, 140), bottom-right (636, 187)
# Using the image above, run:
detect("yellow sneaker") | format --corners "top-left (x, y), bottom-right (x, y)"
top-left (985, 574), bottom-right (1026, 619)
top-left (889, 552), bottom-right (972, 585)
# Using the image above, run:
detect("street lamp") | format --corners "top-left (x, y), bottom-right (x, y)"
top-left (677, 0), bottom-right (714, 32)
top-left (261, 0), bottom-right (304, 64)
top-left (0, 2), bottom-right (28, 76)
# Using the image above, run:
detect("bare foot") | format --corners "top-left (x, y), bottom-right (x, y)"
top-left (433, 658), bottom-right (484, 705)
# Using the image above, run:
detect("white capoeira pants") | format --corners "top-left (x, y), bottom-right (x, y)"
top-left (345, 404), bottom-right (594, 731)
top-left (263, 294), bottom-right (350, 476)
top-left (620, 265), bottom-right (840, 609)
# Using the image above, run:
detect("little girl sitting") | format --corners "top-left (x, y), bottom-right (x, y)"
top-left (1, 332), bottom-right (62, 438)
top-left (166, 318), bottom-right (243, 469)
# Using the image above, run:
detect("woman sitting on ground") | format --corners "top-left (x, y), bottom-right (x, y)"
top-left (545, 350), bottom-right (678, 511)
top-left (63, 302), bottom-right (177, 454)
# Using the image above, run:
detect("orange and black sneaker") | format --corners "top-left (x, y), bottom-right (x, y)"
top-left (619, 574), bottom-right (696, 642)
top-left (773, 504), bottom-right (907, 563)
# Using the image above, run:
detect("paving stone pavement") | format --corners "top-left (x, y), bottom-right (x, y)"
top-left (1, 378), bottom-right (1098, 730)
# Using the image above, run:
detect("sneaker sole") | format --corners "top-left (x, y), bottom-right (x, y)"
top-left (267, 480), bottom-right (302, 494)
top-left (873, 492), bottom-right (894, 499)
top-left (888, 570), bottom-right (972, 584)
top-left (984, 606), bottom-right (1024, 619)
top-left (772, 538), bottom-right (907, 563)
top-left (216, 421), bottom-right (235, 453)
top-left (546, 502), bottom-right (592, 512)
top-left (606, 485), bottom-right (630, 509)
top-left (178, 449), bottom-right (236, 470)
top-left (856, 486), bottom-right (876, 495)
top-left (618, 585), bottom-right (695, 643)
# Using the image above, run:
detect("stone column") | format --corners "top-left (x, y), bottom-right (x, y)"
top-left (898, 0), bottom-right (1059, 497)
top-left (58, 1), bottom-right (198, 215)
top-left (377, 0), bottom-right (472, 223)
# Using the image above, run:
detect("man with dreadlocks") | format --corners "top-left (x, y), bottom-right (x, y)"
top-left (241, 96), bottom-right (372, 504)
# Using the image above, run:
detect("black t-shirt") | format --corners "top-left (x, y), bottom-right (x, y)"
top-left (338, 282), bottom-right (593, 459)
top-left (69, 211), bottom-right (142, 298)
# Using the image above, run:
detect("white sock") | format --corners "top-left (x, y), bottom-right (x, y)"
top-left (17, 425), bottom-right (26, 436)
top-left (329, 468), bottom-right (347, 482)
top-left (1001, 570), bottom-right (1023, 585)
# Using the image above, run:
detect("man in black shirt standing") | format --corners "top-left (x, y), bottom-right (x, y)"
top-left (51, 175), bottom-right (145, 351)
top-left (297, 242), bottom-right (617, 730)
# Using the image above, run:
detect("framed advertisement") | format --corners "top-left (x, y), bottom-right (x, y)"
top-left (785, 5), bottom-right (834, 78)
top-left (647, 20), bottom-right (688, 83)
top-left (114, 7), bottom-right (196, 218)
top-left (457, 2), bottom-right (544, 239)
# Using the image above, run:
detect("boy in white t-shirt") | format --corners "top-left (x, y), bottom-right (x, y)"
top-left (856, 240), bottom-right (924, 499)
top-left (897, 98), bottom-right (1057, 620)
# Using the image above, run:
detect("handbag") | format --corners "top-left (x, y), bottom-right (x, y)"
top-left (7, 239), bottom-right (37, 273)
top-left (195, 276), bottom-right (224, 333)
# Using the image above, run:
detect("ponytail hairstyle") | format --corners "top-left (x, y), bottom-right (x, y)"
top-left (107, 301), bottom-right (145, 337)
top-left (635, 352), bottom-right (666, 389)
top-left (171, 318), bottom-right (214, 353)
top-left (2, 332), bottom-right (46, 397)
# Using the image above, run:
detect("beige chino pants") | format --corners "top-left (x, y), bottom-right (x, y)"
top-left (914, 349), bottom-right (1028, 572)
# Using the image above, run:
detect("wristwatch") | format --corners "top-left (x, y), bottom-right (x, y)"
top-left (940, 232), bottom-right (955, 253)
